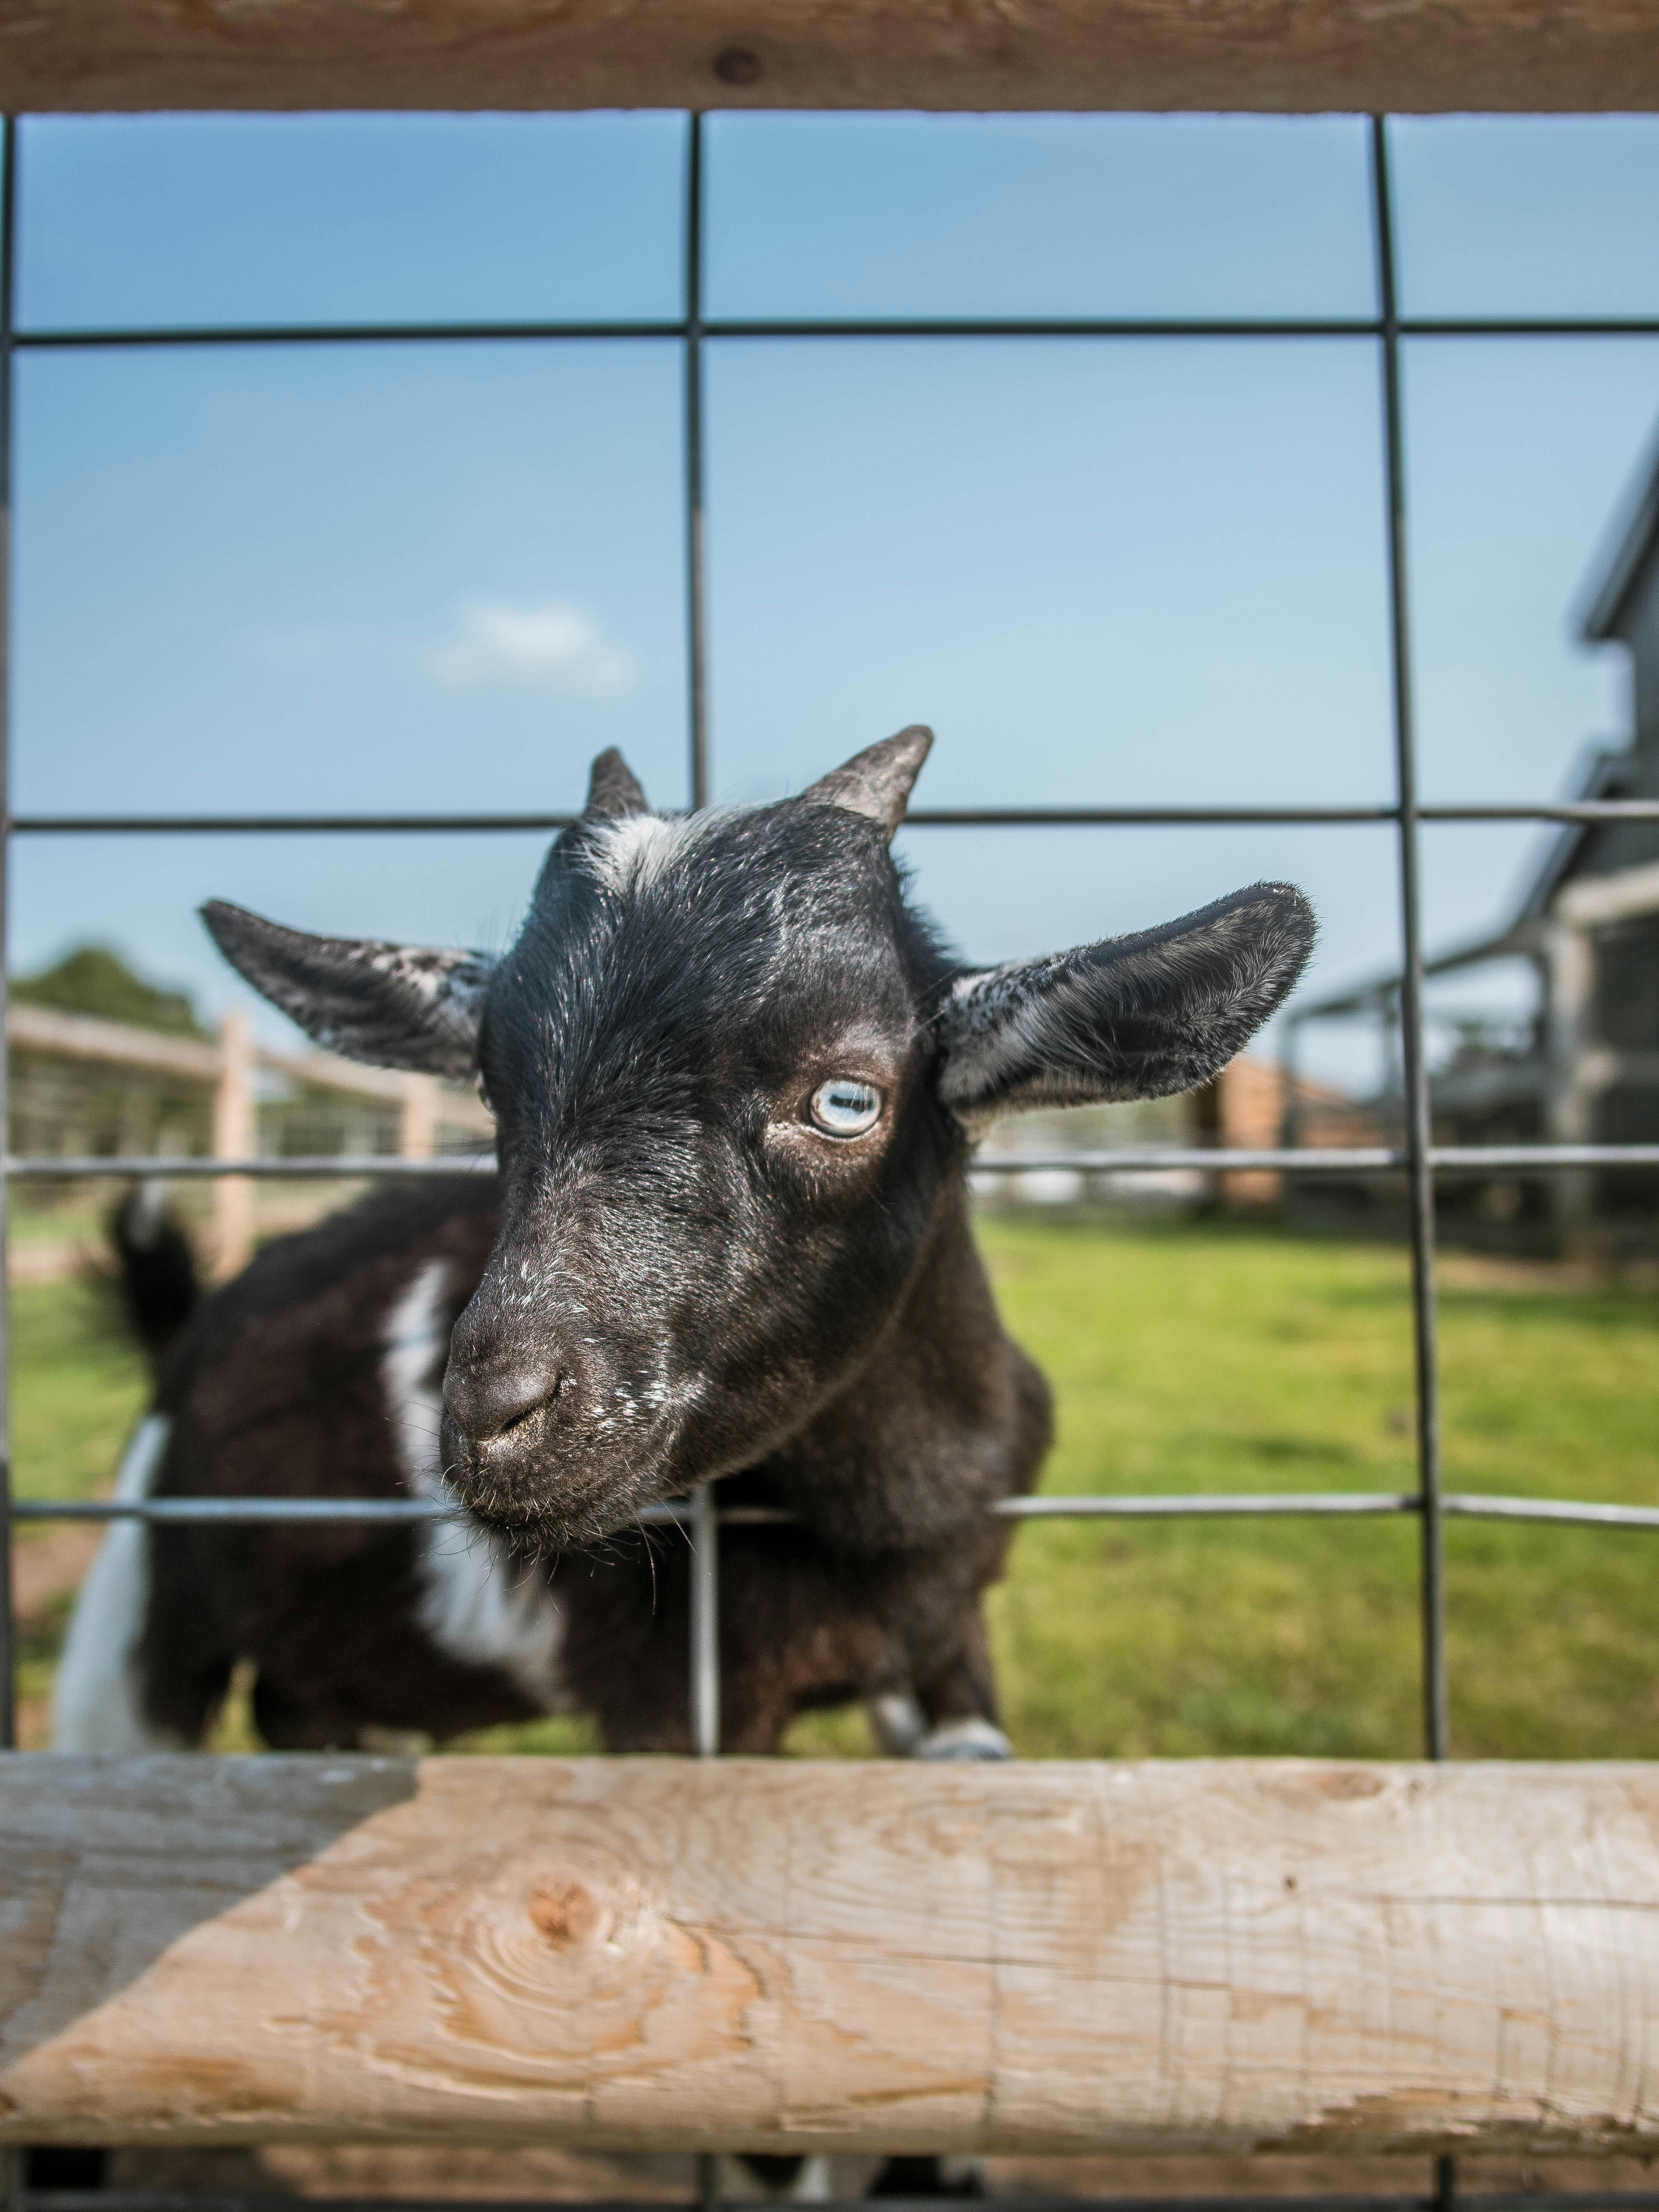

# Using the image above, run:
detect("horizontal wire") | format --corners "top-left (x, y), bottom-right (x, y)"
top-left (12, 1496), bottom-right (687, 1525)
top-left (10, 1146), bottom-right (1659, 1180)
top-left (6, 1154), bottom-right (497, 1178)
top-left (12, 812), bottom-right (582, 835)
top-left (13, 321), bottom-right (685, 349)
top-left (1005, 1492), bottom-right (1416, 1519)
top-left (12, 1492), bottom-right (1658, 1530)
top-left (12, 800), bottom-right (1659, 835)
top-left (27, 2199), bottom-right (1659, 2212)
top-left (13, 314), bottom-right (1659, 351)
top-left (972, 1146), bottom-right (1659, 1173)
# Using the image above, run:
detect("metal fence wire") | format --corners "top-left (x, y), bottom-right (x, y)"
top-left (4, 109), bottom-right (1659, 2212)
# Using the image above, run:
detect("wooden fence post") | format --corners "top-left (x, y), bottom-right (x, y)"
top-left (1542, 916), bottom-right (1595, 1251)
top-left (210, 1009), bottom-right (254, 1280)
top-left (399, 1073), bottom-right (438, 1161)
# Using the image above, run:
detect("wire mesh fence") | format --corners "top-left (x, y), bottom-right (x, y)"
top-left (1, 107), bottom-right (1658, 2212)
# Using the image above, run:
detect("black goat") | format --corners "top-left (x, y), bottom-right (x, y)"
top-left (56, 728), bottom-right (1314, 1763)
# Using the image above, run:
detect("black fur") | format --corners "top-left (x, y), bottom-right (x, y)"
top-left (110, 1185), bottom-right (201, 1368)
top-left (132, 1169), bottom-right (1044, 1755)
top-left (115, 729), bottom-right (1313, 1759)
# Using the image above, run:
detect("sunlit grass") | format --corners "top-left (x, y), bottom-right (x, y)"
top-left (12, 1269), bottom-right (149, 1505)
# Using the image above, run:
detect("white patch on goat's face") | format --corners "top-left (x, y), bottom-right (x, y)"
top-left (384, 1259), bottom-right (567, 1711)
top-left (52, 1414), bottom-right (183, 1752)
top-left (578, 808), bottom-right (722, 898)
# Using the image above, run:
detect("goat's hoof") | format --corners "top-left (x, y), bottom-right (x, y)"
top-left (868, 2154), bottom-right (987, 2197)
top-left (914, 1719), bottom-right (1013, 1761)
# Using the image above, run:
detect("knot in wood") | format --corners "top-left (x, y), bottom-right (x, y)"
top-left (528, 1880), bottom-right (600, 1948)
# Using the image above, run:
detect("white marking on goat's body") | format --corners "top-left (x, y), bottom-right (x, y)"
top-left (384, 1259), bottom-right (567, 1711)
top-left (52, 1414), bottom-right (180, 1752)
top-left (867, 1690), bottom-right (928, 1756)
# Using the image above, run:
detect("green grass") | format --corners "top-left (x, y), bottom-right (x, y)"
top-left (976, 1214), bottom-right (1659, 1761)
top-left (13, 1214), bottom-right (1659, 1761)
top-left (13, 1271), bottom-right (149, 1505)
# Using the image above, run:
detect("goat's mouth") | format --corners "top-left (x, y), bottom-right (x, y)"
top-left (438, 1413), bottom-right (681, 1555)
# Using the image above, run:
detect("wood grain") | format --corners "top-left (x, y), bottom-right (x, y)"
top-left (0, 0), bottom-right (1655, 116)
top-left (4, 1756), bottom-right (1659, 2155)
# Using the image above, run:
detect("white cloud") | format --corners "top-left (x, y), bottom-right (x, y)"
top-left (428, 597), bottom-right (635, 697)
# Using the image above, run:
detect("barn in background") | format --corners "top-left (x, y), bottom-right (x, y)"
top-left (1288, 422), bottom-right (1659, 1254)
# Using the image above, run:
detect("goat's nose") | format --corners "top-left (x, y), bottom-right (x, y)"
top-left (443, 1360), bottom-right (562, 1447)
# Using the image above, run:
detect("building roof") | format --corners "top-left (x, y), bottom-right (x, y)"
top-left (1296, 742), bottom-right (1630, 1020)
top-left (1581, 418), bottom-right (1659, 642)
top-left (1299, 433), bottom-right (1659, 1025)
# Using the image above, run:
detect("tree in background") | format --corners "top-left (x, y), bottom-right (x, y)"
top-left (12, 944), bottom-right (207, 1039)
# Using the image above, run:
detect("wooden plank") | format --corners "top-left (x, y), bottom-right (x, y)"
top-left (4, 1756), bottom-right (1659, 2153)
top-left (0, 0), bottom-right (1654, 116)
top-left (260, 1047), bottom-right (495, 1136)
top-left (7, 1004), bottom-right (223, 1085)
top-left (4, 1003), bottom-right (491, 1142)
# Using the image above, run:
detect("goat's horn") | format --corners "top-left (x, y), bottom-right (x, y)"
top-left (801, 725), bottom-right (933, 839)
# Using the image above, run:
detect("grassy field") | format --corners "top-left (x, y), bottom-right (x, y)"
top-left (975, 1214), bottom-right (1659, 1763)
top-left (12, 1211), bottom-right (1659, 1760)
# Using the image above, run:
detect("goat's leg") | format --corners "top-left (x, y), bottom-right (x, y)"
top-left (867, 2155), bottom-right (986, 2198)
top-left (25, 2148), bottom-right (108, 2195)
top-left (732, 2153), bottom-right (835, 2201)
top-left (868, 1608), bottom-right (1011, 1763)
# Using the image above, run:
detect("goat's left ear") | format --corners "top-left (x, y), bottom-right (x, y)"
top-left (935, 882), bottom-right (1316, 1128)
top-left (201, 901), bottom-right (495, 1081)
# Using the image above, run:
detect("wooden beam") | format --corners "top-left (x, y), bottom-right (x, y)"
top-left (7, 1004), bottom-right (223, 1086)
top-left (0, 0), bottom-right (1654, 116)
top-left (5, 1755), bottom-right (1659, 2153)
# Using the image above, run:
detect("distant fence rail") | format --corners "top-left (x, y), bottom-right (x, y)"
top-left (7, 1002), bottom-right (492, 1272)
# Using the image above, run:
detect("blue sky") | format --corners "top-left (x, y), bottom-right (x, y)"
top-left (10, 111), bottom-right (1659, 1090)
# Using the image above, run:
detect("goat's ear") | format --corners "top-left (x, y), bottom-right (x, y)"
top-left (801, 725), bottom-right (933, 839)
top-left (585, 747), bottom-right (648, 818)
top-left (201, 901), bottom-right (495, 1081)
top-left (935, 882), bottom-right (1316, 1128)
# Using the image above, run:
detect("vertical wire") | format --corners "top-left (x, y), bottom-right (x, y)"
top-left (690, 1480), bottom-right (720, 1757)
top-left (690, 1478), bottom-right (722, 2198)
top-left (689, 1480), bottom-right (720, 2206)
top-left (1370, 118), bottom-right (1449, 1762)
top-left (0, 113), bottom-right (20, 2212)
top-left (681, 105), bottom-right (720, 1762)
top-left (684, 112), bottom-right (710, 812)
top-left (0, 113), bottom-right (17, 1760)
top-left (684, 110), bottom-right (722, 2212)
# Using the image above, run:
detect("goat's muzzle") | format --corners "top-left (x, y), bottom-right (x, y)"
top-left (438, 1297), bottom-right (658, 1547)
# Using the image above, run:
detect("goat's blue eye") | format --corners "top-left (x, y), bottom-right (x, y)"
top-left (809, 1078), bottom-right (882, 1138)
